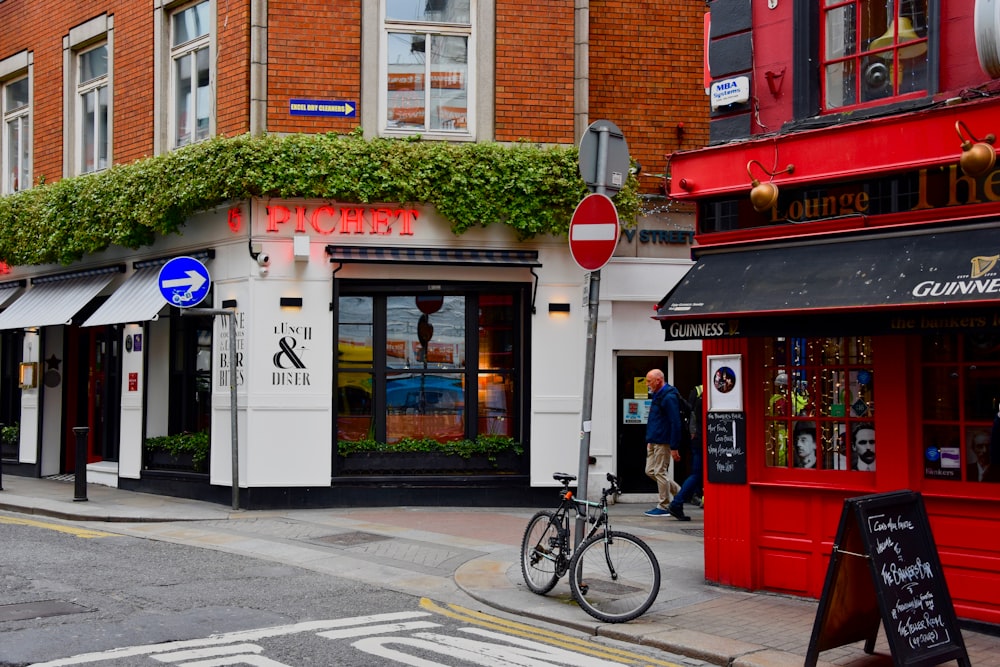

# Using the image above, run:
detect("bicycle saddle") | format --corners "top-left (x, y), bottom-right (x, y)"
top-left (552, 472), bottom-right (577, 484)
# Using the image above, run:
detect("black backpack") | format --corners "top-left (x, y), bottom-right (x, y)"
top-left (677, 393), bottom-right (693, 450)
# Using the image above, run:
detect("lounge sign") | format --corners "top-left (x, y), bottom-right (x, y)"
top-left (748, 164), bottom-right (1000, 225)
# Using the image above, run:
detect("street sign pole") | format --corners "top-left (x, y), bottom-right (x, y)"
top-left (183, 306), bottom-right (239, 511)
top-left (577, 124), bottom-right (609, 547)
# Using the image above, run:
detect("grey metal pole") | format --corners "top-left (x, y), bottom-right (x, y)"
top-left (184, 307), bottom-right (240, 510)
top-left (227, 312), bottom-right (239, 510)
top-left (575, 125), bottom-right (610, 546)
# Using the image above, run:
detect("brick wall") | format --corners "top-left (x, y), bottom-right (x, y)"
top-left (590, 1), bottom-right (709, 194)
top-left (495, 1), bottom-right (575, 144)
top-left (1, 0), bottom-right (707, 196)
top-left (267, 0), bottom-right (361, 135)
top-left (216, 1), bottom-right (251, 138)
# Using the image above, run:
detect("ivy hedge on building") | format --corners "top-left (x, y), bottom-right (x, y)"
top-left (0, 130), bottom-right (640, 267)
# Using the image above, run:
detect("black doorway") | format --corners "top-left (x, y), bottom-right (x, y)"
top-left (615, 353), bottom-right (702, 494)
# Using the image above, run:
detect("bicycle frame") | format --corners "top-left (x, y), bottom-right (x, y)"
top-left (537, 473), bottom-right (616, 569)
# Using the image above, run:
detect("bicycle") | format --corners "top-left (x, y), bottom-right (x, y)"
top-left (520, 471), bottom-right (661, 623)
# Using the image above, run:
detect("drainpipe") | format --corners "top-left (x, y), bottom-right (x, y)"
top-left (250, 0), bottom-right (268, 136)
top-left (575, 0), bottom-right (589, 141)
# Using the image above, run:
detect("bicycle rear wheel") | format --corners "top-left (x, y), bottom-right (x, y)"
top-left (520, 510), bottom-right (563, 594)
top-left (569, 530), bottom-right (660, 622)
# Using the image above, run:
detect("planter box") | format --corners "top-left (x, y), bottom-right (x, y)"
top-left (338, 451), bottom-right (522, 475)
top-left (145, 450), bottom-right (206, 473)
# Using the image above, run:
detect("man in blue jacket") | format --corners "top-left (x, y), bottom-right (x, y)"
top-left (644, 368), bottom-right (690, 520)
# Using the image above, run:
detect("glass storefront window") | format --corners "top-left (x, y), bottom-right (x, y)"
top-left (921, 333), bottom-right (1000, 483)
top-left (335, 286), bottom-right (524, 451)
top-left (763, 336), bottom-right (875, 470)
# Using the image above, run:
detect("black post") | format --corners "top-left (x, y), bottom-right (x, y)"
top-left (73, 426), bottom-right (89, 502)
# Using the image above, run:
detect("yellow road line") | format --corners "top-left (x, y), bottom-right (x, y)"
top-left (0, 515), bottom-right (115, 538)
top-left (420, 598), bottom-right (681, 667)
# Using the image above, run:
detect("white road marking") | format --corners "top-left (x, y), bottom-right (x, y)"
top-left (317, 621), bottom-right (441, 640)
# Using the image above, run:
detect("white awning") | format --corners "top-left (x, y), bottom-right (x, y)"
top-left (0, 272), bottom-right (117, 330)
top-left (82, 266), bottom-right (167, 327)
top-left (0, 281), bottom-right (24, 309)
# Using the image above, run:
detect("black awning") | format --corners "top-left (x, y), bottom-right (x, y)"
top-left (326, 245), bottom-right (540, 267)
top-left (655, 225), bottom-right (1000, 339)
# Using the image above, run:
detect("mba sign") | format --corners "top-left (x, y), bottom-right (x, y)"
top-left (710, 76), bottom-right (750, 110)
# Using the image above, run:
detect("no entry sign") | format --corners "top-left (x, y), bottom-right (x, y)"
top-left (569, 193), bottom-right (620, 271)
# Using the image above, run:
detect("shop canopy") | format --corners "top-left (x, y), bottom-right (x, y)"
top-left (82, 266), bottom-right (168, 327)
top-left (0, 269), bottom-right (120, 330)
top-left (0, 280), bottom-right (25, 309)
top-left (326, 245), bottom-right (541, 267)
top-left (655, 224), bottom-right (1000, 340)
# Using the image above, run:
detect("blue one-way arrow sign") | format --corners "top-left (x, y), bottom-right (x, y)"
top-left (158, 256), bottom-right (211, 308)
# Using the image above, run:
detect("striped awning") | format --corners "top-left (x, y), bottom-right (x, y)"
top-left (82, 266), bottom-right (167, 327)
top-left (0, 270), bottom-right (119, 330)
top-left (325, 245), bottom-right (541, 267)
top-left (0, 280), bottom-right (25, 309)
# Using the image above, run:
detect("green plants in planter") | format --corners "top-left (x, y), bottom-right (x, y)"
top-left (0, 422), bottom-right (18, 457)
top-left (338, 435), bottom-right (524, 473)
top-left (144, 431), bottom-right (210, 472)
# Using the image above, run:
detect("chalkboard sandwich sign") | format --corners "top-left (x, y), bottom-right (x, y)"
top-left (806, 490), bottom-right (970, 667)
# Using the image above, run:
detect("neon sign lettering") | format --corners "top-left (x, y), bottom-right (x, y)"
top-left (252, 204), bottom-right (418, 236)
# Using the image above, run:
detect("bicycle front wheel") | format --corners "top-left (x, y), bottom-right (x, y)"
top-left (569, 530), bottom-right (660, 623)
top-left (520, 510), bottom-right (563, 595)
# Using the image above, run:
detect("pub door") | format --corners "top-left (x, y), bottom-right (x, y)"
top-left (615, 352), bottom-right (703, 494)
top-left (615, 355), bottom-right (664, 494)
top-left (63, 325), bottom-right (121, 472)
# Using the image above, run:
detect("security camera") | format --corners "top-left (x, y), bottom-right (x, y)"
top-left (256, 253), bottom-right (270, 267)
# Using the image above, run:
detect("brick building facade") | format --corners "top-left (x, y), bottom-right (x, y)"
top-left (0, 1), bottom-right (707, 509)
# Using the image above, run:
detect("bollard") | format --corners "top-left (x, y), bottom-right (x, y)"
top-left (73, 427), bottom-right (89, 502)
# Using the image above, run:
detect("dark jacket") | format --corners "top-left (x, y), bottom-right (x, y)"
top-left (646, 383), bottom-right (682, 447)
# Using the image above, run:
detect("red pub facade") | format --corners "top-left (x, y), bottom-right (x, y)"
top-left (657, 0), bottom-right (1000, 625)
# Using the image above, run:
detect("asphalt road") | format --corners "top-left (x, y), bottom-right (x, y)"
top-left (0, 513), bottom-right (693, 667)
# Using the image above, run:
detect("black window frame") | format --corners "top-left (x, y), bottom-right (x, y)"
top-left (333, 278), bottom-right (531, 449)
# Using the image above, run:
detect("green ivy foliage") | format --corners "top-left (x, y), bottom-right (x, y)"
top-left (0, 131), bottom-right (640, 267)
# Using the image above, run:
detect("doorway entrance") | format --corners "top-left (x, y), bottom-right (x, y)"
top-left (615, 352), bottom-right (702, 494)
top-left (63, 325), bottom-right (121, 472)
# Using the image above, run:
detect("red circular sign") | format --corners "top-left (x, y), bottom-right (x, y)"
top-left (569, 193), bottom-right (620, 271)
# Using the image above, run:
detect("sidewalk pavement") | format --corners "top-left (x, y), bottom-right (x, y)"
top-left (2, 475), bottom-right (998, 667)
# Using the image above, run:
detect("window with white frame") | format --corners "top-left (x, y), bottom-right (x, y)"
top-left (77, 43), bottom-right (110, 174)
top-left (2, 75), bottom-right (30, 193)
top-left (170, 0), bottom-right (212, 148)
top-left (382, 0), bottom-right (473, 136)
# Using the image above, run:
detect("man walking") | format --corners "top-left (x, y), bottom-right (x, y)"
top-left (643, 369), bottom-right (689, 520)
top-left (669, 384), bottom-right (703, 518)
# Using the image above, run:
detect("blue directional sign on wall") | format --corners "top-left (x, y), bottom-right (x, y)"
top-left (158, 256), bottom-right (211, 308)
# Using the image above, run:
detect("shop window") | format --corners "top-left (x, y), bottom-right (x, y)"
top-left (168, 0), bottom-right (213, 149)
top-left (168, 309), bottom-right (213, 434)
top-left (2, 73), bottom-right (30, 194)
top-left (763, 336), bottom-right (875, 470)
top-left (921, 333), bottom-right (1000, 483)
top-left (335, 286), bottom-right (524, 448)
top-left (382, 0), bottom-right (473, 137)
top-left (821, 0), bottom-right (930, 111)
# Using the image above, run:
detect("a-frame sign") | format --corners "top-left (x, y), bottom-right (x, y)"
top-left (806, 490), bottom-right (970, 667)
